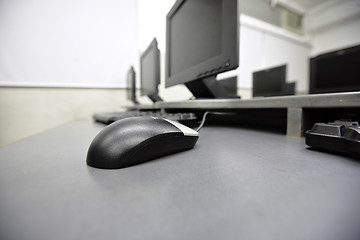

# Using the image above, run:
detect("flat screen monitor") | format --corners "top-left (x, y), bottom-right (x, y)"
top-left (309, 44), bottom-right (360, 94)
top-left (140, 38), bottom-right (162, 102)
top-left (253, 65), bottom-right (295, 97)
top-left (126, 66), bottom-right (139, 105)
top-left (165, 0), bottom-right (239, 99)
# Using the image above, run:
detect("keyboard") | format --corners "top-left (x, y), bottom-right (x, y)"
top-left (93, 110), bottom-right (198, 126)
top-left (305, 120), bottom-right (360, 157)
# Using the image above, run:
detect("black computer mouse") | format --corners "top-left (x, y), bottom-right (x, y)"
top-left (86, 117), bottom-right (199, 169)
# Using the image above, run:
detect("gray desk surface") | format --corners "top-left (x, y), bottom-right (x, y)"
top-left (1, 121), bottom-right (360, 240)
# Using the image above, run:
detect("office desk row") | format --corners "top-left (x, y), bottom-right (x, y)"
top-left (1, 120), bottom-right (360, 240)
top-left (130, 91), bottom-right (360, 137)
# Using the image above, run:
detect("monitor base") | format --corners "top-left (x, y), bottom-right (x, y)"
top-left (185, 76), bottom-right (240, 99)
top-left (132, 97), bottom-right (139, 105)
top-left (148, 94), bottom-right (163, 103)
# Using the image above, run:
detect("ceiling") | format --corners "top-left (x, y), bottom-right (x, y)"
top-left (289, 0), bottom-right (329, 10)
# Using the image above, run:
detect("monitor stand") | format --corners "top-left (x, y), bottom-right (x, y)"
top-left (132, 97), bottom-right (139, 105)
top-left (148, 94), bottom-right (163, 103)
top-left (185, 76), bottom-right (239, 99)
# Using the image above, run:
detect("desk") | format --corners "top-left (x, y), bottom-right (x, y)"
top-left (152, 92), bottom-right (360, 137)
top-left (1, 121), bottom-right (360, 240)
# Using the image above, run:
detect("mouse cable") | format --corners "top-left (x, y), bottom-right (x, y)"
top-left (196, 111), bottom-right (239, 132)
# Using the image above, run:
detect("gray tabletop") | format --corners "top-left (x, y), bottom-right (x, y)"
top-left (1, 121), bottom-right (360, 240)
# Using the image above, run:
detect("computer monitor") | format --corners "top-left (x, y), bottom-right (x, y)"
top-left (140, 38), bottom-right (163, 103)
top-left (309, 44), bottom-right (360, 94)
top-left (252, 65), bottom-right (295, 97)
top-left (165, 0), bottom-right (239, 99)
top-left (126, 66), bottom-right (139, 105)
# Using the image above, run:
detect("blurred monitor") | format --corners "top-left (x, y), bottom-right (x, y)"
top-left (140, 38), bottom-right (163, 102)
top-left (165, 0), bottom-right (239, 99)
top-left (310, 44), bottom-right (360, 94)
top-left (253, 65), bottom-right (295, 97)
top-left (126, 66), bottom-right (138, 105)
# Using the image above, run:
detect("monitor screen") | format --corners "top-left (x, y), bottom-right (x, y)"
top-left (253, 65), bottom-right (287, 97)
top-left (140, 38), bottom-right (162, 102)
top-left (310, 44), bottom-right (360, 94)
top-left (126, 66), bottom-right (138, 104)
top-left (165, 0), bottom-right (239, 98)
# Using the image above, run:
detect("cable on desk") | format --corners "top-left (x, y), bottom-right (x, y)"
top-left (196, 111), bottom-right (239, 132)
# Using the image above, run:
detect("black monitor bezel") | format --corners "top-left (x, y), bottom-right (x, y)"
top-left (165, 0), bottom-right (239, 88)
top-left (309, 44), bottom-right (360, 94)
top-left (252, 65), bottom-right (288, 97)
top-left (140, 38), bottom-right (161, 97)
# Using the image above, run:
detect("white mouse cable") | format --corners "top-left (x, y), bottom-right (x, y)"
top-left (196, 111), bottom-right (239, 132)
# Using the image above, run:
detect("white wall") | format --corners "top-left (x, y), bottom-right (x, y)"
top-left (220, 15), bottom-right (311, 94)
top-left (137, 0), bottom-right (174, 53)
top-left (0, 87), bottom-right (131, 147)
top-left (306, 0), bottom-right (360, 56)
top-left (0, 0), bottom-right (139, 147)
top-left (0, 0), bottom-right (138, 88)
